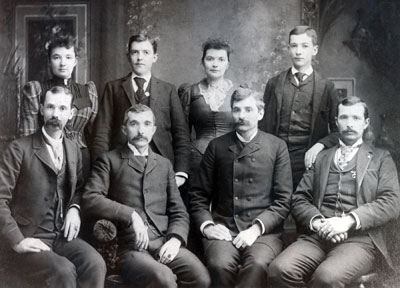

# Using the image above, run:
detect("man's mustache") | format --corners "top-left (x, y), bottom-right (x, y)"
top-left (234, 120), bottom-right (250, 127)
top-left (133, 135), bottom-right (148, 141)
top-left (343, 129), bottom-right (357, 134)
top-left (45, 118), bottom-right (63, 128)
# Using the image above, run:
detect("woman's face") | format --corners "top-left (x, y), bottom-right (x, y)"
top-left (203, 49), bottom-right (229, 81)
top-left (49, 46), bottom-right (77, 79)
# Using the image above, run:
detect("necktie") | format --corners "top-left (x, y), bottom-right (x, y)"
top-left (134, 77), bottom-right (146, 103)
top-left (43, 137), bottom-right (63, 171)
top-left (337, 145), bottom-right (355, 170)
top-left (295, 72), bottom-right (306, 85)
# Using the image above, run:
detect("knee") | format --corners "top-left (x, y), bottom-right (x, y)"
top-left (267, 258), bottom-right (292, 284)
top-left (193, 271), bottom-right (211, 288)
top-left (80, 249), bottom-right (107, 278)
top-left (152, 267), bottom-right (177, 288)
top-left (53, 259), bottom-right (77, 282)
top-left (312, 266), bottom-right (343, 288)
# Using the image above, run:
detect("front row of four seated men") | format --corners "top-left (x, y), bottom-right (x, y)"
top-left (0, 84), bottom-right (399, 288)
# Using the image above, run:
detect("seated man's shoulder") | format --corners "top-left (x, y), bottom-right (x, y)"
top-left (258, 130), bottom-right (287, 146)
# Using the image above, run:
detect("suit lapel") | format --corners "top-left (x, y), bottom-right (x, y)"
top-left (148, 77), bottom-right (160, 111)
top-left (310, 72), bottom-right (325, 139)
top-left (273, 69), bottom-right (289, 134)
top-left (121, 146), bottom-right (146, 173)
top-left (64, 138), bottom-right (77, 202)
top-left (145, 149), bottom-right (157, 175)
top-left (356, 144), bottom-right (373, 195)
top-left (228, 132), bottom-right (261, 159)
top-left (33, 132), bottom-right (58, 174)
top-left (122, 73), bottom-right (136, 106)
top-left (317, 146), bottom-right (336, 208)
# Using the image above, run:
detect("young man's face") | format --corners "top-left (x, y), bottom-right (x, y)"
top-left (336, 103), bottom-right (370, 145)
top-left (288, 33), bottom-right (318, 71)
top-left (40, 91), bottom-right (73, 135)
top-left (231, 96), bottom-right (264, 135)
top-left (128, 40), bottom-right (158, 76)
top-left (49, 46), bottom-right (77, 79)
top-left (122, 110), bottom-right (157, 151)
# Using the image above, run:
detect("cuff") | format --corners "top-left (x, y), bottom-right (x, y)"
top-left (69, 204), bottom-right (80, 212)
top-left (200, 220), bottom-right (214, 236)
top-left (253, 218), bottom-right (265, 235)
top-left (176, 172), bottom-right (189, 179)
top-left (309, 214), bottom-right (325, 232)
top-left (350, 212), bottom-right (361, 230)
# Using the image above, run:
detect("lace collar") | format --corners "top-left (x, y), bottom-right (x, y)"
top-left (198, 78), bottom-right (233, 111)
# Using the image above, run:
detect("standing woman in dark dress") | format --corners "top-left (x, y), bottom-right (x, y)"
top-left (179, 39), bottom-right (235, 179)
top-left (19, 34), bottom-right (98, 179)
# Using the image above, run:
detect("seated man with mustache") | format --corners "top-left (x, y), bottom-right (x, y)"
top-left (189, 87), bottom-right (293, 288)
top-left (83, 104), bottom-right (210, 288)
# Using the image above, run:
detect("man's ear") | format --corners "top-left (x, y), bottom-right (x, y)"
top-left (40, 104), bottom-right (44, 116)
top-left (258, 108), bottom-right (265, 121)
top-left (312, 45), bottom-right (319, 56)
top-left (121, 125), bottom-right (127, 136)
top-left (152, 53), bottom-right (158, 63)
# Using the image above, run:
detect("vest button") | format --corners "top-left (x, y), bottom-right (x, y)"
top-left (248, 178), bottom-right (253, 183)
top-left (234, 179), bottom-right (239, 183)
top-left (234, 196), bottom-right (238, 200)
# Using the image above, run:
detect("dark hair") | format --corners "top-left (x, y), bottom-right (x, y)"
top-left (41, 86), bottom-right (73, 106)
top-left (122, 104), bottom-right (156, 125)
top-left (47, 34), bottom-right (77, 59)
top-left (337, 96), bottom-right (369, 119)
top-left (201, 39), bottom-right (232, 63)
top-left (230, 87), bottom-right (265, 111)
top-left (127, 34), bottom-right (158, 54)
top-left (289, 25), bottom-right (318, 46)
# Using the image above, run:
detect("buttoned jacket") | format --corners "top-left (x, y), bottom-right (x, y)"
top-left (190, 131), bottom-right (292, 240)
top-left (83, 146), bottom-right (189, 245)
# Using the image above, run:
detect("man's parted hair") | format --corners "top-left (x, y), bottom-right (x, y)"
top-left (41, 86), bottom-right (73, 106)
top-left (127, 34), bottom-right (158, 54)
top-left (337, 96), bottom-right (369, 119)
top-left (289, 25), bottom-right (318, 46)
top-left (230, 87), bottom-right (265, 111)
top-left (122, 104), bottom-right (156, 125)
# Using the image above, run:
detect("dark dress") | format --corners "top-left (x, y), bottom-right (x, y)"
top-left (179, 79), bottom-right (235, 177)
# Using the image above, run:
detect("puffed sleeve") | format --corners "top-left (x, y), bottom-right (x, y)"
top-left (178, 83), bottom-right (192, 126)
top-left (85, 81), bottom-right (99, 141)
top-left (19, 81), bottom-right (42, 137)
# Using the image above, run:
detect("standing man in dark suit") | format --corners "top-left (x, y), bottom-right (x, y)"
top-left (91, 34), bottom-right (190, 188)
top-left (83, 104), bottom-right (210, 288)
top-left (268, 97), bottom-right (400, 287)
top-left (260, 25), bottom-right (339, 189)
top-left (0, 86), bottom-right (106, 288)
top-left (190, 87), bottom-right (293, 288)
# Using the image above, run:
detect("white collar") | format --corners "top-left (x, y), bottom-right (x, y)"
top-left (291, 66), bottom-right (313, 77)
top-left (127, 142), bottom-right (149, 156)
top-left (339, 138), bottom-right (363, 148)
top-left (131, 72), bottom-right (151, 83)
top-left (42, 126), bottom-right (63, 146)
top-left (236, 129), bottom-right (258, 143)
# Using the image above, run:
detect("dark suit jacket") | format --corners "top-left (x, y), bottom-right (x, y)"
top-left (0, 131), bottom-right (83, 248)
top-left (90, 74), bottom-right (190, 174)
top-left (292, 143), bottom-right (400, 267)
top-left (82, 146), bottom-right (189, 248)
top-left (190, 130), bottom-right (292, 251)
top-left (259, 69), bottom-right (339, 148)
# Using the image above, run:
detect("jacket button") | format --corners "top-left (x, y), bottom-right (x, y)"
top-left (251, 157), bottom-right (256, 162)
top-left (234, 179), bottom-right (239, 183)
top-left (235, 214), bottom-right (238, 218)
top-left (246, 212), bottom-right (251, 217)
top-left (248, 178), bottom-right (253, 183)
top-left (247, 197), bottom-right (251, 201)
top-left (234, 196), bottom-right (238, 200)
